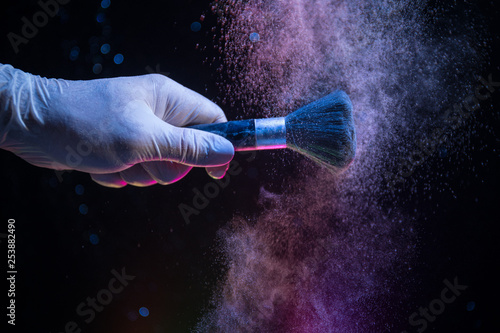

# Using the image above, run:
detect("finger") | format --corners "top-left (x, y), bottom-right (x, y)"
top-left (206, 164), bottom-right (230, 179)
top-left (149, 74), bottom-right (228, 126)
top-left (118, 164), bottom-right (157, 187)
top-left (160, 125), bottom-right (234, 166)
top-left (141, 161), bottom-right (192, 185)
top-left (135, 112), bottom-right (234, 167)
top-left (90, 173), bottom-right (127, 188)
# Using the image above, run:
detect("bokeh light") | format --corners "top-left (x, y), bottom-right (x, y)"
top-left (190, 22), bottom-right (202, 32)
top-left (139, 307), bottom-right (150, 317)
top-left (92, 63), bottom-right (102, 74)
top-left (75, 184), bottom-right (84, 195)
top-left (69, 46), bottom-right (80, 61)
top-left (96, 13), bottom-right (105, 23)
top-left (78, 204), bottom-right (88, 215)
top-left (100, 43), bottom-right (110, 54)
top-left (249, 32), bottom-right (260, 42)
top-left (89, 233), bottom-right (99, 245)
top-left (101, 0), bottom-right (111, 9)
top-left (113, 53), bottom-right (124, 64)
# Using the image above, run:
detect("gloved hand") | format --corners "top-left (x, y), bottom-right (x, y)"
top-left (0, 64), bottom-right (234, 188)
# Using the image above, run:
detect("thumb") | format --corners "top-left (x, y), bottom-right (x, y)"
top-left (137, 115), bottom-right (234, 167)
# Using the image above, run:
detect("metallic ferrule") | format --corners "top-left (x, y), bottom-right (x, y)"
top-left (254, 117), bottom-right (286, 150)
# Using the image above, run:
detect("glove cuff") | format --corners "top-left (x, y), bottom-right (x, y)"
top-left (0, 64), bottom-right (47, 151)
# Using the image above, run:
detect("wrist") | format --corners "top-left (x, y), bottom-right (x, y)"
top-left (0, 64), bottom-right (50, 150)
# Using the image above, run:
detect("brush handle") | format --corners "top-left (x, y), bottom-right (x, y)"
top-left (190, 117), bottom-right (287, 151)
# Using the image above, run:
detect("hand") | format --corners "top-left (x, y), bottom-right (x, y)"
top-left (0, 64), bottom-right (234, 187)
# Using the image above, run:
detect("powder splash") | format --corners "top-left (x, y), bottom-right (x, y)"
top-left (197, 0), bottom-right (486, 331)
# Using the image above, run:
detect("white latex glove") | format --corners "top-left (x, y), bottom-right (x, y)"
top-left (0, 64), bottom-right (234, 188)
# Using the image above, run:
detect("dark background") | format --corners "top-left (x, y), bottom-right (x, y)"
top-left (0, 0), bottom-right (499, 332)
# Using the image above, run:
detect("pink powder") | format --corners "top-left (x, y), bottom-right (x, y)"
top-left (196, 0), bottom-right (485, 331)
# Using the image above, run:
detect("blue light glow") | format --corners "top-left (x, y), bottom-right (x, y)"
top-left (96, 13), bottom-right (105, 23)
top-left (75, 184), bottom-right (84, 195)
top-left (92, 63), bottom-right (103, 74)
top-left (100, 43), bottom-right (110, 54)
top-left (113, 53), bottom-right (124, 64)
top-left (467, 301), bottom-right (476, 311)
top-left (79, 204), bottom-right (88, 215)
top-left (89, 233), bottom-right (99, 245)
top-left (190, 22), bottom-right (202, 32)
top-left (249, 32), bottom-right (260, 42)
top-left (101, 0), bottom-right (111, 9)
top-left (139, 307), bottom-right (150, 317)
top-left (69, 46), bottom-right (80, 61)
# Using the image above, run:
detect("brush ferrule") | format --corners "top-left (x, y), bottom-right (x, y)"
top-left (254, 117), bottom-right (286, 150)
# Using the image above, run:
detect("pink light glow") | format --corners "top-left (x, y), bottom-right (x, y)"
top-left (197, 0), bottom-right (484, 331)
top-left (235, 144), bottom-right (287, 152)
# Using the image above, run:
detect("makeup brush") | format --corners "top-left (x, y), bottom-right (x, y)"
top-left (190, 90), bottom-right (356, 173)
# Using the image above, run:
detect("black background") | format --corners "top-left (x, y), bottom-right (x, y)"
top-left (0, 0), bottom-right (499, 332)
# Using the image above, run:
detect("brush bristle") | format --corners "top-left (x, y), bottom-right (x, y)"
top-left (285, 91), bottom-right (356, 173)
